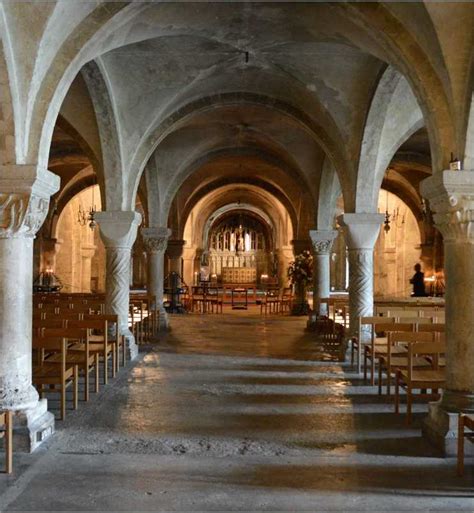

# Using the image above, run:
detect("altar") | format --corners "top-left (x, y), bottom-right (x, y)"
top-left (221, 267), bottom-right (257, 285)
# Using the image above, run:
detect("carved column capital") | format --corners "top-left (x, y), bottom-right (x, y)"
top-left (337, 213), bottom-right (384, 250)
top-left (0, 166), bottom-right (60, 239)
top-left (420, 170), bottom-right (474, 243)
top-left (309, 230), bottom-right (338, 255)
top-left (95, 211), bottom-right (142, 250)
top-left (142, 227), bottom-right (171, 253)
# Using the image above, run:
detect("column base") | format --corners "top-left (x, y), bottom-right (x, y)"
top-left (122, 328), bottom-right (138, 360)
top-left (422, 391), bottom-right (474, 456)
top-left (13, 399), bottom-right (55, 452)
top-left (158, 306), bottom-right (170, 331)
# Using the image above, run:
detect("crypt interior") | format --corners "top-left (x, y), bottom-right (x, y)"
top-left (0, 2), bottom-right (474, 511)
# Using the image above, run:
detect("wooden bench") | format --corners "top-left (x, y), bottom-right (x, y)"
top-left (40, 327), bottom-right (99, 402)
top-left (0, 411), bottom-right (12, 474)
top-left (32, 336), bottom-right (79, 420)
top-left (395, 337), bottom-right (445, 424)
top-left (458, 413), bottom-right (474, 476)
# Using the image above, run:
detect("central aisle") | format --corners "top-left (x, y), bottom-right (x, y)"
top-left (1, 314), bottom-right (471, 511)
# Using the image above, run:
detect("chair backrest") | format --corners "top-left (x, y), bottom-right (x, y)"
top-left (408, 338), bottom-right (446, 378)
top-left (417, 322), bottom-right (445, 333)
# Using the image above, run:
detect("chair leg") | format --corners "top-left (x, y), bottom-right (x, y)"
top-left (363, 348), bottom-right (368, 384)
top-left (378, 361), bottom-right (383, 395)
top-left (60, 385), bottom-right (66, 420)
top-left (73, 366), bottom-right (79, 410)
top-left (5, 410), bottom-right (12, 474)
top-left (458, 414), bottom-right (465, 476)
top-left (84, 366), bottom-right (89, 402)
top-left (406, 386), bottom-right (412, 425)
top-left (95, 354), bottom-right (100, 393)
top-left (370, 354), bottom-right (376, 386)
top-left (103, 351), bottom-right (108, 385)
top-left (112, 345), bottom-right (117, 378)
top-left (395, 371), bottom-right (400, 414)
top-left (123, 335), bottom-right (127, 366)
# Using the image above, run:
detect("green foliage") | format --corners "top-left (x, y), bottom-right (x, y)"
top-left (287, 250), bottom-right (313, 286)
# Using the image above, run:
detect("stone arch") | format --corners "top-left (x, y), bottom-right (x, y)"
top-left (25, 3), bottom-right (143, 169)
top-left (464, 92), bottom-right (474, 170)
top-left (0, 5), bottom-right (19, 165)
top-left (317, 158), bottom-right (342, 230)
top-left (356, 66), bottom-right (424, 212)
top-left (335, 2), bottom-right (457, 173)
top-left (81, 60), bottom-right (124, 211)
top-left (127, 92), bottom-right (353, 214)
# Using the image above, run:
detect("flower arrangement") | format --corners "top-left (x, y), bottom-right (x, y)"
top-left (287, 250), bottom-right (313, 286)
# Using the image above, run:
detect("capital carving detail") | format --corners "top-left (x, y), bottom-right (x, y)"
top-left (142, 227), bottom-right (171, 253)
top-left (0, 193), bottom-right (50, 238)
top-left (309, 230), bottom-right (338, 255)
top-left (421, 171), bottom-right (474, 243)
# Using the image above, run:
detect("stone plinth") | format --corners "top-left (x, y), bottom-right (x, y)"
top-left (420, 170), bottom-right (474, 455)
top-left (96, 211), bottom-right (141, 360)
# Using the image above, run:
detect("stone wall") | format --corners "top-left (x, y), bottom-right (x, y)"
top-left (55, 187), bottom-right (106, 293)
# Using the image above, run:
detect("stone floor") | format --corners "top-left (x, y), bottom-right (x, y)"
top-left (1, 312), bottom-right (473, 512)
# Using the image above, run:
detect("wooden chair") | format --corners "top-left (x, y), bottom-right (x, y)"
top-left (395, 336), bottom-right (445, 424)
top-left (280, 288), bottom-right (294, 315)
top-left (378, 331), bottom-right (434, 395)
top-left (457, 413), bottom-right (474, 476)
top-left (0, 411), bottom-right (12, 474)
top-left (40, 327), bottom-right (99, 402)
top-left (207, 287), bottom-right (223, 314)
top-left (260, 288), bottom-right (280, 315)
top-left (352, 316), bottom-right (395, 374)
top-left (66, 319), bottom-right (115, 384)
top-left (82, 313), bottom-right (125, 367)
top-left (364, 321), bottom-right (416, 385)
top-left (32, 336), bottom-right (79, 420)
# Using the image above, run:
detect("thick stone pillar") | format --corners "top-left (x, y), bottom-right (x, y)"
top-left (80, 244), bottom-right (96, 293)
top-left (182, 246), bottom-right (195, 287)
top-left (142, 227), bottom-right (171, 330)
top-left (0, 165), bottom-right (59, 451)
top-left (167, 239), bottom-right (186, 276)
top-left (95, 211), bottom-right (141, 360)
top-left (309, 230), bottom-right (338, 316)
top-left (337, 213), bottom-right (383, 336)
top-left (421, 170), bottom-right (474, 454)
top-left (41, 237), bottom-right (59, 271)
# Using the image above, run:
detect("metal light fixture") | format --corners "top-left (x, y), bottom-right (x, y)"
top-left (77, 183), bottom-right (97, 230)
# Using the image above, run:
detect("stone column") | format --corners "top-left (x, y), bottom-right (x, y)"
top-left (80, 245), bottom-right (96, 293)
top-left (95, 211), bottom-right (141, 360)
top-left (142, 227), bottom-right (171, 330)
top-left (182, 246), bottom-right (195, 287)
top-left (41, 237), bottom-right (59, 271)
top-left (167, 239), bottom-right (186, 276)
top-left (420, 170), bottom-right (474, 454)
top-left (309, 230), bottom-right (338, 316)
top-left (0, 165), bottom-right (59, 451)
top-left (337, 213), bottom-right (384, 337)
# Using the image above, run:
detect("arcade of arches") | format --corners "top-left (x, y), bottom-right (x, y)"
top-left (1, 2), bottom-right (474, 510)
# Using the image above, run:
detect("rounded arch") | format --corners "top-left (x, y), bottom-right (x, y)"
top-left (356, 66), bottom-right (425, 212)
top-left (335, 2), bottom-right (457, 173)
top-left (128, 92), bottom-right (353, 213)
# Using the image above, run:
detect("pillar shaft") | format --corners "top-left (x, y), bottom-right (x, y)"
top-left (142, 227), bottom-right (171, 330)
top-left (420, 171), bottom-right (474, 454)
top-left (309, 230), bottom-right (338, 316)
top-left (96, 211), bottom-right (141, 360)
top-left (167, 239), bottom-right (186, 276)
top-left (337, 213), bottom-right (383, 336)
top-left (0, 165), bottom-right (59, 451)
